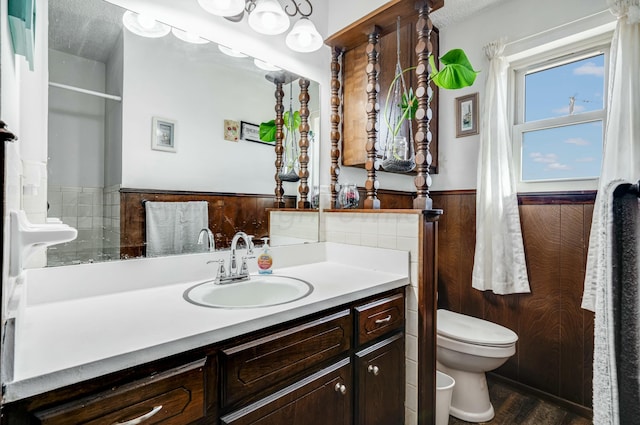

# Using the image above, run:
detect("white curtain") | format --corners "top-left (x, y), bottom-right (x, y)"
top-left (582, 0), bottom-right (640, 311)
top-left (471, 40), bottom-right (530, 295)
top-left (581, 2), bottom-right (640, 424)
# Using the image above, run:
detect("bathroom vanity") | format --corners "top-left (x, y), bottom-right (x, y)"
top-left (1, 243), bottom-right (409, 424)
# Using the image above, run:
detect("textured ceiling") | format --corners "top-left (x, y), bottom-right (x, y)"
top-left (48, 0), bottom-right (124, 63)
top-left (431, 0), bottom-right (511, 29)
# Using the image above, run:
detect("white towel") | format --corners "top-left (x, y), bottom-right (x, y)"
top-left (145, 201), bottom-right (208, 257)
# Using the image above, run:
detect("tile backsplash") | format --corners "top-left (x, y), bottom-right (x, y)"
top-left (324, 211), bottom-right (420, 425)
top-left (47, 185), bottom-right (120, 265)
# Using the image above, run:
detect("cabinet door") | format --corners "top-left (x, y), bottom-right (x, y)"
top-left (220, 358), bottom-right (352, 425)
top-left (356, 332), bottom-right (405, 425)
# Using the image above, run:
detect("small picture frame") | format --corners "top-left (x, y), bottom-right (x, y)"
top-left (241, 121), bottom-right (271, 145)
top-left (455, 93), bottom-right (479, 138)
top-left (224, 119), bottom-right (240, 142)
top-left (151, 117), bottom-right (176, 152)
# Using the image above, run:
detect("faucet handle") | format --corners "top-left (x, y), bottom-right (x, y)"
top-left (240, 255), bottom-right (255, 276)
top-left (207, 259), bottom-right (226, 283)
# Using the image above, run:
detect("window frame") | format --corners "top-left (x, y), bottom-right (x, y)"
top-left (510, 35), bottom-right (611, 192)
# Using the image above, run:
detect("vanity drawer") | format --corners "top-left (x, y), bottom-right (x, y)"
top-left (34, 359), bottom-right (206, 425)
top-left (221, 309), bottom-right (352, 407)
top-left (355, 292), bottom-right (405, 345)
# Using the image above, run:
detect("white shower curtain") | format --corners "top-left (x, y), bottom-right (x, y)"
top-left (471, 40), bottom-right (530, 295)
top-left (582, 0), bottom-right (640, 311)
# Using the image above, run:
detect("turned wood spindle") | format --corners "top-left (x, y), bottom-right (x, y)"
top-left (364, 27), bottom-right (381, 210)
top-left (297, 78), bottom-right (311, 209)
top-left (330, 47), bottom-right (343, 209)
top-left (413, 2), bottom-right (434, 210)
top-left (274, 80), bottom-right (285, 208)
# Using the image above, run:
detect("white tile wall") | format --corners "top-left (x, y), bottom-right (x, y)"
top-left (324, 211), bottom-right (421, 424)
top-left (269, 211), bottom-right (319, 246)
top-left (47, 185), bottom-right (120, 265)
top-left (103, 185), bottom-right (121, 261)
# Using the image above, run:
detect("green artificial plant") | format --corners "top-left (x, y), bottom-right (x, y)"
top-left (384, 48), bottom-right (479, 138)
top-left (259, 110), bottom-right (301, 143)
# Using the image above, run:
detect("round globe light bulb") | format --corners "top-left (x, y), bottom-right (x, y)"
top-left (261, 11), bottom-right (278, 30)
top-left (137, 13), bottom-right (157, 30)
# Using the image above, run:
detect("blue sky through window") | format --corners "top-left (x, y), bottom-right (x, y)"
top-left (521, 54), bottom-right (604, 181)
top-left (525, 54), bottom-right (605, 121)
top-left (522, 122), bottom-right (603, 181)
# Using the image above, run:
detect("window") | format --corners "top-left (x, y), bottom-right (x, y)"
top-left (512, 39), bottom-right (610, 191)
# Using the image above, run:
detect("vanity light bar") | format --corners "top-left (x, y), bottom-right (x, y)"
top-left (218, 45), bottom-right (248, 58)
top-left (253, 58), bottom-right (281, 71)
top-left (171, 28), bottom-right (210, 44)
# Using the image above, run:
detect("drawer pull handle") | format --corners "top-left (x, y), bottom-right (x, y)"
top-left (368, 365), bottom-right (380, 376)
top-left (375, 315), bottom-right (392, 324)
top-left (334, 382), bottom-right (347, 395)
top-left (114, 405), bottom-right (163, 425)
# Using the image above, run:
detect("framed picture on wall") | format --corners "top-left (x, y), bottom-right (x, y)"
top-left (241, 121), bottom-right (271, 145)
top-left (151, 117), bottom-right (176, 152)
top-left (455, 93), bottom-right (479, 138)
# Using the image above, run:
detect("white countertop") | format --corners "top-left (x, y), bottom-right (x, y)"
top-left (5, 243), bottom-right (409, 402)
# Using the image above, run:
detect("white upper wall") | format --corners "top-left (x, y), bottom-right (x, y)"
top-left (121, 32), bottom-right (281, 194)
top-left (432, 0), bottom-right (613, 191)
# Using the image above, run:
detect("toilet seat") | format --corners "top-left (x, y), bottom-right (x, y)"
top-left (437, 309), bottom-right (517, 347)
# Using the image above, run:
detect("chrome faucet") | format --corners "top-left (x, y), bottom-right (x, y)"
top-left (229, 231), bottom-right (254, 277)
top-left (209, 232), bottom-right (254, 284)
top-left (197, 228), bottom-right (215, 252)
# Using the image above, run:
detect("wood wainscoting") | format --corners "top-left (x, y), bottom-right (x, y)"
top-left (120, 189), bottom-right (295, 259)
top-left (431, 189), bottom-right (596, 412)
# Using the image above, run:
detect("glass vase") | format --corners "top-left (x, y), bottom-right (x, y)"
top-left (278, 129), bottom-right (300, 182)
top-left (338, 183), bottom-right (360, 209)
top-left (381, 61), bottom-right (415, 173)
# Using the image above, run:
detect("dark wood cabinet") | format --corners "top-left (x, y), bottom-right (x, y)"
top-left (32, 359), bottom-right (207, 425)
top-left (3, 289), bottom-right (405, 425)
top-left (356, 333), bottom-right (405, 425)
top-left (220, 358), bottom-right (352, 425)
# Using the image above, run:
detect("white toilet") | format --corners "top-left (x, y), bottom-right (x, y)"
top-left (436, 309), bottom-right (518, 423)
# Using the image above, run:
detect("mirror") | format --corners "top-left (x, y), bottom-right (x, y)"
top-left (46, 0), bottom-right (320, 266)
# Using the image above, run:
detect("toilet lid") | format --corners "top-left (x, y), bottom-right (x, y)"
top-left (437, 309), bottom-right (518, 346)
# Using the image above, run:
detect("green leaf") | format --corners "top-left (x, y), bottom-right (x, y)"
top-left (259, 120), bottom-right (276, 142)
top-left (429, 48), bottom-right (479, 89)
top-left (283, 110), bottom-right (301, 132)
top-left (400, 88), bottom-right (418, 121)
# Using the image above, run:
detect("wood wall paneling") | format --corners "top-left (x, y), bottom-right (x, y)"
top-left (431, 191), bottom-right (595, 409)
top-left (342, 43), bottom-right (368, 167)
top-left (120, 190), bottom-right (295, 259)
top-left (558, 205), bottom-right (588, 404)
top-left (518, 204), bottom-right (562, 394)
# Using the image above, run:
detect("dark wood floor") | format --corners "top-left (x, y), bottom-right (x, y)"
top-left (448, 379), bottom-right (592, 425)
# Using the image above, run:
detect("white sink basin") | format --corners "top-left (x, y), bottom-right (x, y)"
top-left (184, 275), bottom-right (313, 309)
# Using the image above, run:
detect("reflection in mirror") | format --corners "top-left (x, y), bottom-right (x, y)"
top-left (46, 0), bottom-right (320, 266)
